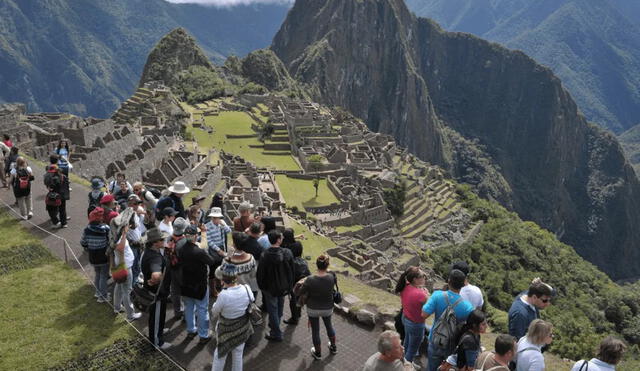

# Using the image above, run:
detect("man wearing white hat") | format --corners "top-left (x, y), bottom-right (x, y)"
top-left (154, 181), bottom-right (190, 221)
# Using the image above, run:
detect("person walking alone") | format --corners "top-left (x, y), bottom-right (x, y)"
top-left (9, 156), bottom-right (34, 220)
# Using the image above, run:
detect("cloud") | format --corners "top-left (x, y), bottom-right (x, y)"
top-left (165, 0), bottom-right (293, 7)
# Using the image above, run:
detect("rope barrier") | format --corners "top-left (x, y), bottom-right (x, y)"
top-left (0, 196), bottom-right (186, 371)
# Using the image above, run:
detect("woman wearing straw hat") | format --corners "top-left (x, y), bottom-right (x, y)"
top-left (211, 264), bottom-right (254, 371)
top-left (155, 181), bottom-right (190, 220)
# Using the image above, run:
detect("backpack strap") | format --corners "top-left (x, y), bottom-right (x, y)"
top-left (443, 291), bottom-right (464, 309)
top-left (578, 360), bottom-right (589, 371)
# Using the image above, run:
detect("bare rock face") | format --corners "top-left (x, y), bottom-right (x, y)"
top-left (139, 28), bottom-right (213, 88)
top-left (272, 0), bottom-right (640, 279)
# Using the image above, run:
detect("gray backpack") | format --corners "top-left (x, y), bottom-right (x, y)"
top-left (431, 293), bottom-right (464, 353)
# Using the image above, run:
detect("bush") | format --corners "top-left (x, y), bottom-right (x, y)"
top-left (173, 65), bottom-right (231, 104)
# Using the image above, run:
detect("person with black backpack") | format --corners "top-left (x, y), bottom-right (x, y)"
top-left (87, 178), bottom-right (105, 216)
top-left (43, 155), bottom-right (70, 228)
top-left (284, 241), bottom-right (310, 325)
top-left (256, 230), bottom-right (294, 342)
top-left (440, 309), bottom-right (487, 371)
top-left (9, 156), bottom-right (34, 220)
top-left (421, 269), bottom-right (474, 371)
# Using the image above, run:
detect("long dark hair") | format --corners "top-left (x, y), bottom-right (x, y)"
top-left (57, 140), bottom-right (69, 152)
top-left (282, 228), bottom-right (295, 247)
top-left (394, 266), bottom-right (425, 294)
top-left (455, 309), bottom-right (486, 344)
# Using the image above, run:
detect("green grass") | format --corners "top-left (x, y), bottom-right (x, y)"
top-left (185, 109), bottom-right (300, 171)
top-left (0, 210), bottom-right (133, 370)
top-left (335, 225), bottom-right (363, 234)
top-left (276, 175), bottom-right (340, 212)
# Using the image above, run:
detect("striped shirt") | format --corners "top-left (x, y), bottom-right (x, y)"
top-left (205, 221), bottom-right (231, 252)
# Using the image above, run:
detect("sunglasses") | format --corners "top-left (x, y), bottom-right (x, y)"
top-left (541, 298), bottom-right (551, 303)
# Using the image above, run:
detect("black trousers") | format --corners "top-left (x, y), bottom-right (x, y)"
top-left (149, 299), bottom-right (167, 346)
top-left (46, 199), bottom-right (67, 225)
top-left (289, 293), bottom-right (301, 321)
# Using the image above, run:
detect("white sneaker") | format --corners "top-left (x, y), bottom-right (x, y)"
top-left (159, 342), bottom-right (172, 350)
top-left (128, 312), bottom-right (142, 321)
top-left (96, 296), bottom-right (106, 303)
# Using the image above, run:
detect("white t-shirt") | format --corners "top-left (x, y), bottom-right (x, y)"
top-left (570, 359), bottom-right (615, 371)
top-left (115, 239), bottom-right (135, 268)
top-left (461, 284), bottom-right (484, 309)
top-left (211, 284), bottom-right (254, 320)
top-left (10, 166), bottom-right (32, 176)
top-left (158, 221), bottom-right (173, 244)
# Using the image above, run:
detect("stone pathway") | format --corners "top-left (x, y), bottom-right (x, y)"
top-left (0, 165), bottom-right (383, 371)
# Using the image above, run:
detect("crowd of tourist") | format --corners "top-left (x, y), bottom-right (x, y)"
top-left (0, 133), bottom-right (630, 371)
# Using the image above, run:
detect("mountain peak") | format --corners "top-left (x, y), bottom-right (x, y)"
top-left (139, 27), bottom-right (213, 88)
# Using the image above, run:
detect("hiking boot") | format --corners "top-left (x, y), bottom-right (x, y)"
top-left (328, 342), bottom-right (337, 355)
top-left (311, 347), bottom-right (321, 360)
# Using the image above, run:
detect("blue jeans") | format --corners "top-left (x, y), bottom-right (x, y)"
top-left (93, 263), bottom-right (109, 298)
top-left (263, 291), bottom-right (284, 339)
top-left (183, 288), bottom-right (210, 338)
top-left (427, 341), bottom-right (448, 371)
top-left (402, 314), bottom-right (425, 362)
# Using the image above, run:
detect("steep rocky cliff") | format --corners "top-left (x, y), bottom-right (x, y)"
top-left (271, 0), bottom-right (640, 279)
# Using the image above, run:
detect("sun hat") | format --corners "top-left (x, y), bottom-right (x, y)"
top-left (238, 201), bottom-right (254, 212)
top-left (208, 207), bottom-right (224, 218)
top-left (168, 181), bottom-right (190, 194)
top-left (147, 228), bottom-right (169, 244)
top-left (91, 178), bottom-right (103, 190)
top-left (172, 217), bottom-right (189, 236)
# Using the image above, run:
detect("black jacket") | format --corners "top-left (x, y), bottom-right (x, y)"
top-left (178, 241), bottom-right (216, 300)
top-left (244, 236), bottom-right (263, 262)
top-left (257, 246), bottom-right (294, 297)
top-left (43, 166), bottom-right (70, 200)
top-left (155, 193), bottom-right (185, 220)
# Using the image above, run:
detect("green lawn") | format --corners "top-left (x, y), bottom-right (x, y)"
top-left (0, 210), bottom-right (134, 370)
top-left (276, 175), bottom-right (340, 212)
top-left (335, 225), bottom-right (363, 234)
top-left (185, 109), bottom-right (300, 171)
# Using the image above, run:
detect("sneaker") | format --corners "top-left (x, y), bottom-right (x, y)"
top-left (198, 336), bottom-right (212, 345)
top-left (96, 296), bottom-right (107, 303)
top-left (27, 212), bottom-right (33, 219)
top-left (186, 332), bottom-right (198, 340)
top-left (411, 361), bottom-right (422, 370)
top-left (328, 342), bottom-right (337, 355)
top-left (66, 216), bottom-right (71, 220)
top-left (52, 222), bottom-right (61, 228)
top-left (264, 334), bottom-right (283, 342)
top-left (127, 312), bottom-right (142, 321)
top-left (113, 308), bottom-right (124, 314)
top-left (94, 293), bottom-right (100, 298)
top-left (283, 318), bottom-right (299, 325)
top-left (61, 224), bottom-right (68, 228)
top-left (159, 342), bottom-right (172, 350)
top-left (311, 347), bottom-right (321, 360)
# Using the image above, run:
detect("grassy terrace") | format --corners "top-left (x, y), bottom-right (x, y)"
top-left (334, 225), bottom-right (364, 234)
top-left (276, 175), bottom-right (340, 212)
top-left (0, 210), bottom-right (134, 370)
top-left (183, 103), bottom-right (300, 171)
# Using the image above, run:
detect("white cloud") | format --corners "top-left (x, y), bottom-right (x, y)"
top-left (165, 0), bottom-right (293, 7)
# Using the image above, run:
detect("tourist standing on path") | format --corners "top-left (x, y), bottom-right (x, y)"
top-left (81, 207), bottom-right (110, 302)
top-left (452, 261), bottom-right (484, 310)
top-left (205, 207), bottom-right (231, 259)
top-left (515, 319), bottom-right (554, 371)
top-left (215, 232), bottom-right (258, 299)
top-left (141, 227), bottom-right (172, 349)
top-left (107, 173), bottom-right (131, 195)
top-left (244, 222), bottom-right (264, 262)
top-left (125, 194), bottom-right (147, 284)
top-left (0, 140), bottom-right (9, 188)
top-left (257, 230), bottom-right (294, 342)
top-left (9, 156), bottom-right (34, 220)
top-left (474, 334), bottom-right (517, 371)
top-left (211, 264), bottom-right (254, 371)
top-left (87, 178), bottom-right (105, 215)
top-left (394, 266), bottom-right (429, 367)
top-left (209, 192), bottom-right (228, 224)
top-left (449, 309), bottom-right (488, 371)
top-left (571, 336), bottom-right (627, 371)
top-left (55, 139), bottom-right (71, 177)
top-left (232, 201), bottom-right (254, 232)
top-left (362, 330), bottom-right (414, 371)
top-left (179, 225), bottom-right (217, 344)
top-left (299, 254), bottom-right (338, 360)
top-left (257, 216), bottom-right (276, 250)
top-left (155, 180), bottom-right (190, 219)
top-left (421, 269), bottom-right (474, 371)
top-left (167, 217), bottom-right (189, 320)
top-left (508, 278), bottom-right (554, 341)
top-left (190, 195), bottom-right (207, 226)
top-left (114, 180), bottom-right (132, 209)
top-left (158, 207), bottom-right (178, 243)
top-left (44, 156), bottom-right (70, 228)
top-left (99, 194), bottom-right (119, 225)
top-left (111, 219), bottom-right (142, 321)
top-left (132, 182), bottom-right (158, 225)
top-left (284, 241), bottom-right (310, 325)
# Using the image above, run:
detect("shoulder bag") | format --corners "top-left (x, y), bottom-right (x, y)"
top-left (243, 284), bottom-right (263, 326)
top-left (331, 272), bottom-right (342, 304)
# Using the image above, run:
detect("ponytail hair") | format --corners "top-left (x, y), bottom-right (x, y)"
top-left (394, 266), bottom-right (424, 294)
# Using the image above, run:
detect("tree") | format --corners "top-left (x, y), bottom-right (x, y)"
top-left (383, 179), bottom-right (407, 218)
top-left (307, 154), bottom-right (324, 198)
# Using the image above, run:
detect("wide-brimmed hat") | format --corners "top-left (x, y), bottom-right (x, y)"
top-left (173, 217), bottom-right (189, 236)
top-left (208, 207), bottom-right (224, 218)
top-left (147, 228), bottom-right (169, 244)
top-left (91, 178), bottom-right (103, 190)
top-left (168, 181), bottom-right (190, 194)
top-left (238, 201), bottom-right (254, 212)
